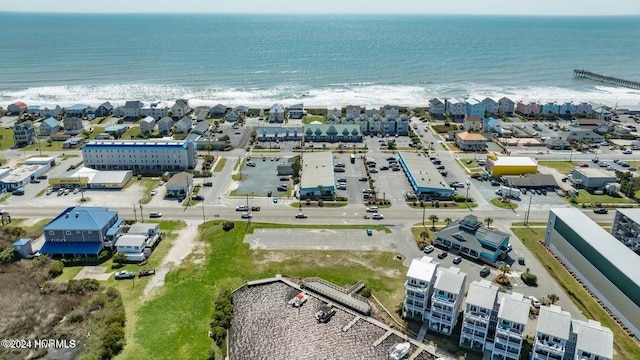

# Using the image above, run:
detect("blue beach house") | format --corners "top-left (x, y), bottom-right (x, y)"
top-left (435, 215), bottom-right (510, 265)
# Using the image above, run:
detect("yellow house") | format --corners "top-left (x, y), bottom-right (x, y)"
top-left (487, 154), bottom-right (538, 176)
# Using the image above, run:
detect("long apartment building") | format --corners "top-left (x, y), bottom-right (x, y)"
top-left (82, 139), bottom-right (198, 174)
top-left (403, 256), bottom-right (438, 321)
top-left (429, 267), bottom-right (466, 335)
top-left (459, 280), bottom-right (499, 351)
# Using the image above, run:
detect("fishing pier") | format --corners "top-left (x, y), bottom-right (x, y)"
top-left (574, 69), bottom-right (640, 90)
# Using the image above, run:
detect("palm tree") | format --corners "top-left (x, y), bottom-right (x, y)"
top-left (485, 217), bottom-right (494, 229)
top-left (444, 217), bottom-right (452, 226)
top-left (548, 293), bottom-right (559, 304)
top-left (429, 214), bottom-right (439, 231)
top-left (498, 264), bottom-right (511, 276)
top-left (419, 231), bottom-right (429, 248)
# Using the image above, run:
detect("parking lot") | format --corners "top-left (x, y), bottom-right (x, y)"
top-left (235, 156), bottom-right (293, 197)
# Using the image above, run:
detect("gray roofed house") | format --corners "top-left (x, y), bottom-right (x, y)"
top-left (13, 121), bottom-right (36, 147)
top-left (63, 116), bottom-right (84, 135)
top-left (39, 117), bottom-right (60, 136)
top-left (303, 124), bottom-right (362, 143)
top-left (435, 215), bottom-right (510, 264)
top-left (233, 105), bottom-right (249, 115)
top-left (288, 103), bottom-right (304, 119)
top-left (95, 102), bottom-right (113, 117)
top-left (139, 116), bottom-right (156, 135)
top-left (191, 121), bottom-right (210, 135)
top-left (430, 266), bottom-right (467, 335)
top-left (171, 99), bottom-right (191, 119)
top-left (257, 126), bottom-right (303, 142)
top-left (226, 111), bottom-right (239, 123)
top-left (465, 279), bottom-right (499, 311)
top-left (459, 280), bottom-right (499, 351)
top-left (210, 104), bottom-right (228, 118)
top-left (532, 305), bottom-right (572, 360)
top-left (123, 100), bottom-right (144, 120)
top-left (194, 106), bottom-right (209, 121)
top-left (157, 116), bottom-right (173, 135)
top-left (269, 103), bottom-right (285, 123)
top-left (176, 116), bottom-right (193, 134)
top-left (165, 171), bottom-right (194, 198)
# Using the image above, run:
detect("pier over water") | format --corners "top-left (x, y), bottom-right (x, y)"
top-left (574, 69), bottom-right (640, 90)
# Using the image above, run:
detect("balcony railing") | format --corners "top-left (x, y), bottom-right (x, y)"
top-left (535, 339), bottom-right (566, 353)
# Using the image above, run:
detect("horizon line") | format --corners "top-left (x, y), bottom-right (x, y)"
top-left (2, 11), bottom-right (640, 17)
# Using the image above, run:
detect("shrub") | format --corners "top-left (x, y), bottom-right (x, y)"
top-left (222, 221), bottom-right (235, 232)
top-left (521, 272), bottom-right (538, 286)
top-left (112, 252), bottom-right (126, 266)
top-left (48, 260), bottom-right (65, 278)
top-left (0, 247), bottom-right (18, 264)
top-left (360, 288), bottom-right (372, 298)
top-left (67, 310), bottom-right (85, 323)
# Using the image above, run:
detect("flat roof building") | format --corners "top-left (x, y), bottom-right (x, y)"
top-left (573, 319), bottom-right (614, 360)
top-left (545, 207), bottom-right (640, 338)
top-left (398, 151), bottom-right (455, 200)
top-left (570, 168), bottom-right (616, 190)
top-left (48, 167), bottom-right (133, 189)
top-left (403, 256), bottom-right (439, 321)
top-left (82, 139), bottom-right (197, 174)
top-left (486, 154), bottom-right (538, 177)
top-left (532, 305), bottom-right (572, 360)
top-left (492, 292), bottom-right (530, 360)
top-left (300, 152), bottom-right (335, 200)
top-left (430, 267), bottom-right (466, 335)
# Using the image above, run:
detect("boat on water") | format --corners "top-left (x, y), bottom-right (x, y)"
top-left (287, 292), bottom-right (308, 307)
top-left (314, 304), bottom-right (336, 323)
top-left (388, 342), bottom-right (411, 360)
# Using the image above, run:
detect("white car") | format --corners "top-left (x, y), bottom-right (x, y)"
top-left (371, 213), bottom-right (384, 220)
top-left (423, 245), bottom-right (434, 254)
top-left (150, 189), bottom-right (158, 196)
top-left (366, 207), bottom-right (378, 213)
top-left (622, 149), bottom-right (633, 154)
top-left (235, 205), bottom-right (248, 211)
top-left (241, 212), bottom-right (252, 219)
top-left (73, 188), bottom-right (80, 194)
top-left (149, 212), bottom-right (162, 218)
top-left (528, 296), bottom-right (541, 308)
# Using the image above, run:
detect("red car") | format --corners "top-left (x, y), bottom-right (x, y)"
top-left (579, 163), bottom-right (589, 167)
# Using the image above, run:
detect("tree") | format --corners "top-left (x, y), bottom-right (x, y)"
top-left (444, 217), bottom-right (452, 226)
top-left (419, 231), bottom-right (429, 247)
top-left (112, 252), bottom-right (126, 266)
top-left (429, 214), bottom-right (439, 230)
top-left (548, 293), bottom-right (559, 304)
top-left (498, 264), bottom-right (511, 276)
top-left (485, 217), bottom-right (494, 228)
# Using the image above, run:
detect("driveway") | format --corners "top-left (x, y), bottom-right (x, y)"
top-left (244, 228), bottom-right (397, 251)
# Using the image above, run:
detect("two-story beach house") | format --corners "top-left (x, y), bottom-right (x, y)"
top-left (482, 98), bottom-right (499, 117)
top-left (288, 103), bottom-right (304, 119)
top-left (39, 117), bottom-right (61, 137)
top-left (63, 117), bottom-right (84, 135)
top-left (123, 101), bottom-right (144, 120)
top-left (429, 98), bottom-right (446, 119)
top-left (39, 206), bottom-right (123, 258)
top-left (466, 98), bottom-right (486, 118)
top-left (269, 103), bottom-right (285, 123)
top-left (446, 98), bottom-right (466, 121)
top-left (455, 131), bottom-right (487, 151)
top-left (171, 99), bottom-right (191, 119)
top-left (142, 101), bottom-right (169, 119)
top-left (139, 116), bottom-right (156, 136)
top-left (498, 97), bottom-right (515, 116)
top-left (13, 121), bottom-right (37, 147)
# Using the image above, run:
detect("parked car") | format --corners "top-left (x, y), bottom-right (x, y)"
top-left (371, 213), bottom-right (384, 220)
top-left (273, 197), bottom-right (278, 203)
top-left (423, 245), bottom-right (435, 254)
top-left (192, 195), bottom-right (205, 201)
top-left (579, 163), bottom-right (589, 167)
top-left (138, 269), bottom-right (156, 277)
top-left (295, 213), bottom-right (308, 219)
top-left (336, 177), bottom-right (347, 183)
top-left (241, 212), bottom-right (252, 218)
top-left (114, 270), bottom-right (136, 280)
top-left (528, 296), bottom-right (541, 308)
top-left (369, 168), bottom-right (378, 173)
top-left (358, 176), bottom-right (368, 181)
top-left (452, 256), bottom-right (462, 264)
top-left (366, 228), bottom-right (373, 236)
top-left (203, 181), bottom-right (213, 187)
top-left (392, 167), bottom-right (401, 171)
top-left (251, 206), bottom-right (261, 211)
top-left (149, 212), bottom-right (162, 218)
top-left (480, 267), bottom-right (490, 277)
top-left (30, 179), bottom-right (40, 184)
top-left (593, 208), bottom-right (608, 214)
top-left (380, 166), bottom-right (389, 170)
top-left (235, 205), bottom-right (248, 211)
top-left (366, 206), bottom-right (378, 213)
top-left (36, 175), bottom-right (48, 180)
top-left (150, 189), bottom-right (158, 196)
top-left (45, 188), bottom-right (53, 195)
top-left (437, 251), bottom-right (448, 259)
top-left (279, 177), bottom-right (290, 181)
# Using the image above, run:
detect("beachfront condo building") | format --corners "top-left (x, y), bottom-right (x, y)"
top-left (82, 139), bottom-right (198, 174)
top-left (491, 292), bottom-right (530, 360)
top-left (403, 256), bottom-right (438, 321)
top-left (429, 267), bottom-right (466, 335)
top-left (459, 280), bottom-right (499, 351)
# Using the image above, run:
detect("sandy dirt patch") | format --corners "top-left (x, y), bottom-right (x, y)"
top-left (143, 220), bottom-right (204, 295)
top-left (74, 266), bottom-right (112, 281)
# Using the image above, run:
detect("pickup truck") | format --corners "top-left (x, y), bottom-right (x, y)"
top-left (114, 270), bottom-right (136, 280)
top-left (251, 206), bottom-right (261, 211)
top-left (138, 269), bottom-right (156, 277)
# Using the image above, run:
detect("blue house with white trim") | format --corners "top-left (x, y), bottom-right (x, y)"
top-left (39, 207), bottom-right (123, 258)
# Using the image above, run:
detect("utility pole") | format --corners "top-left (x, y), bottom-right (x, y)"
top-left (139, 204), bottom-right (144, 222)
top-left (201, 201), bottom-right (206, 224)
top-left (78, 176), bottom-right (85, 202)
top-left (524, 194), bottom-right (533, 226)
top-left (133, 204), bottom-right (137, 222)
top-left (422, 204), bottom-right (426, 232)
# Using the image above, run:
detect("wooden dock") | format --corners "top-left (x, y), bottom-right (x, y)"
top-left (574, 69), bottom-right (640, 90)
top-left (373, 329), bottom-right (393, 347)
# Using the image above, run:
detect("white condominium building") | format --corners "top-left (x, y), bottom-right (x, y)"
top-left (460, 280), bottom-right (499, 351)
top-left (532, 305), bottom-right (572, 360)
top-left (492, 292), bottom-right (530, 360)
top-left (403, 256), bottom-right (438, 321)
top-left (429, 267), bottom-right (467, 335)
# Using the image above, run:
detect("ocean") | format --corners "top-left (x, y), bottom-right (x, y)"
top-left (1, 12), bottom-right (639, 108)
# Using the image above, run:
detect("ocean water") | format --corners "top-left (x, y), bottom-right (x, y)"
top-left (0, 13), bottom-right (639, 108)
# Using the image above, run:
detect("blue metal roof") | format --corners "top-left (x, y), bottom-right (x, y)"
top-left (67, 104), bottom-right (89, 110)
top-left (43, 117), bottom-right (60, 127)
top-left (13, 238), bottom-right (30, 246)
top-left (106, 218), bottom-right (125, 236)
top-left (44, 207), bottom-right (118, 231)
top-left (40, 241), bottom-right (103, 255)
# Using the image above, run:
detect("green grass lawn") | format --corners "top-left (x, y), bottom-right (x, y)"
top-left (538, 161), bottom-right (576, 174)
top-left (213, 157), bottom-right (227, 172)
top-left (120, 221), bottom-right (404, 360)
top-left (511, 226), bottom-right (640, 360)
top-left (573, 191), bottom-right (635, 205)
top-left (302, 115), bottom-right (326, 124)
top-left (0, 127), bottom-right (14, 151)
top-left (121, 126), bottom-right (141, 139)
top-left (490, 197), bottom-right (519, 210)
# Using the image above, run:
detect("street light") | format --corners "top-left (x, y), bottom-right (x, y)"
top-left (465, 180), bottom-right (471, 208)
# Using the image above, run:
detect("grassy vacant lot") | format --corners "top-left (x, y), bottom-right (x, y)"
top-left (302, 115), bottom-right (326, 124)
top-left (573, 191), bottom-right (635, 205)
top-left (538, 161), bottom-right (576, 174)
top-left (213, 157), bottom-right (227, 172)
top-left (511, 226), bottom-right (640, 360)
top-left (0, 127), bottom-right (14, 151)
top-left (120, 221), bottom-right (404, 360)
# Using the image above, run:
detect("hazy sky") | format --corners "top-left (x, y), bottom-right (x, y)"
top-left (2, 0), bottom-right (640, 15)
